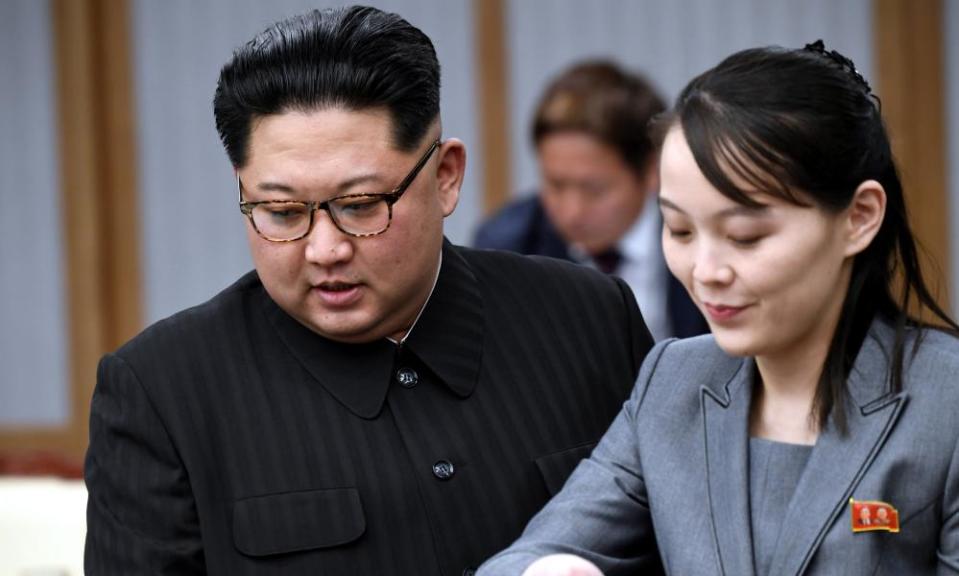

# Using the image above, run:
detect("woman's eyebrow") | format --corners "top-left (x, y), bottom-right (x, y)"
top-left (659, 196), bottom-right (771, 219)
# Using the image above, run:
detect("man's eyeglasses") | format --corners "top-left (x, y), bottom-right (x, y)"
top-left (239, 139), bottom-right (440, 241)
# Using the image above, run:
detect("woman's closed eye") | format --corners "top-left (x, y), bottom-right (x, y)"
top-left (728, 234), bottom-right (764, 246)
top-left (666, 227), bottom-right (692, 240)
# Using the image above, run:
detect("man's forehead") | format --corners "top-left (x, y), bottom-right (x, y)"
top-left (246, 106), bottom-right (437, 162)
top-left (253, 106), bottom-right (393, 141)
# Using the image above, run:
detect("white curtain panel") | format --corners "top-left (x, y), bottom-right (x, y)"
top-left (0, 0), bottom-right (69, 427)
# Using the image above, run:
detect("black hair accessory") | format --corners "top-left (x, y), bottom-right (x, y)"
top-left (803, 39), bottom-right (873, 95)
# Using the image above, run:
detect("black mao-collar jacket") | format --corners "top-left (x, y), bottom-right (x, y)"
top-left (85, 241), bottom-right (653, 575)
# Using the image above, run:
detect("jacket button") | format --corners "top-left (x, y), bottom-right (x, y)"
top-left (395, 367), bottom-right (418, 388)
top-left (432, 459), bottom-right (455, 480)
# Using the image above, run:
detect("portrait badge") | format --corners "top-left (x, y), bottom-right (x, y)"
top-left (850, 498), bottom-right (900, 533)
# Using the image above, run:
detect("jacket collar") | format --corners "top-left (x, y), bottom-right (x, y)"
top-left (701, 318), bottom-right (908, 576)
top-left (261, 240), bottom-right (484, 420)
top-left (765, 319), bottom-right (907, 576)
top-left (401, 241), bottom-right (484, 398)
top-left (699, 317), bottom-right (899, 409)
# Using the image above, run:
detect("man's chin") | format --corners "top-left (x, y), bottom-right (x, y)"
top-left (568, 239), bottom-right (615, 257)
top-left (297, 312), bottom-right (387, 344)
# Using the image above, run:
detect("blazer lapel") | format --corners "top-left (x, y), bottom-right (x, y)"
top-left (766, 323), bottom-right (908, 576)
top-left (702, 358), bottom-right (756, 576)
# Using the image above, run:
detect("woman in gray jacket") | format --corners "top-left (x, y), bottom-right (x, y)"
top-left (480, 41), bottom-right (959, 576)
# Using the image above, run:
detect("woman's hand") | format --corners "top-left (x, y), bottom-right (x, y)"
top-left (521, 554), bottom-right (604, 576)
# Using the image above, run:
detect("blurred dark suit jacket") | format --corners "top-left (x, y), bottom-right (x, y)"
top-left (85, 241), bottom-right (652, 575)
top-left (474, 195), bottom-right (707, 339)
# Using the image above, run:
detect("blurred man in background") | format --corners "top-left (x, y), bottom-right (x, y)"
top-left (475, 61), bottom-right (707, 340)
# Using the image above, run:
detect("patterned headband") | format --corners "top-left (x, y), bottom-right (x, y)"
top-left (803, 39), bottom-right (873, 95)
top-left (803, 39), bottom-right (881, 112)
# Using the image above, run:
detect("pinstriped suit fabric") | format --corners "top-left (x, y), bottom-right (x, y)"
top-left (85, 242), bottom-right (653, 574)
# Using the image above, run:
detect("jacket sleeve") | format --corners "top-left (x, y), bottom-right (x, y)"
top-left (940, 432), bottom-right (959, 574)
top-left (84, 353), bottom-right (205, 574)
top-left (477, 341), bottom-right (671, 576)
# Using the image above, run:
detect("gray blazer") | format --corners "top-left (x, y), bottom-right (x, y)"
top-left (480, 320), bottom-right (959, 575)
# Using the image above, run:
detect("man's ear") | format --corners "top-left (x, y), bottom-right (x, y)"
top-left (435, 138), bottom-right (466, 217)
top-left (843, 179), bottom-right (886, 257)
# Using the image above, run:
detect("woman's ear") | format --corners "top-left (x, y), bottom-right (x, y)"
top-left (843, 179), bottom-right (886, 257)
top-left (435, 138), bottom-right (466, 217)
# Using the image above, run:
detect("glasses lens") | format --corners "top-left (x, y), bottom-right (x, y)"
top-left (329, 196), bottom-right (390, 235)
top-left (251, 202), bottom-right (312, 241)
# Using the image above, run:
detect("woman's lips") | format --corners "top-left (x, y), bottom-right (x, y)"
top-left (313, 282), bottom-right (362, 307)
top-left (703, 302), bottom-right (750, 322)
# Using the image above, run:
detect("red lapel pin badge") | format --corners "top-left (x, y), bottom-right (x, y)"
top-left (850, 498), bottom-right (900, 533)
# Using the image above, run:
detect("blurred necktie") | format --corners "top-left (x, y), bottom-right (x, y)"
top-left (592, 248), bottom-right (622, 275)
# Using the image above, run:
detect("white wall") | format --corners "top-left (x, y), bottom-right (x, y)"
top-left (0, 0), bottom-right (69, 426)
top-left (132, 0), bottom-right (480, 323)
top-left (505, 0), bottom-right (873, 198)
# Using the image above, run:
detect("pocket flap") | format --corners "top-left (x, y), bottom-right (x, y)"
top-left (233, 487), bottom-right (365, 557)
top-left (534, 442), bottom-right (596, 495)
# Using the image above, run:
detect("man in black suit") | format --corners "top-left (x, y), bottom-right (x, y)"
top-left (474, 61), bottom-right (707, 340)
top-left (84, 6), bottom-right (653, 575)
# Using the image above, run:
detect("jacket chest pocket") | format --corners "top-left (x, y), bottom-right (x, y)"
top-left (233, 488), bottom-right (366, 557)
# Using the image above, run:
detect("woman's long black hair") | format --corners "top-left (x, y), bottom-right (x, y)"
top-left (669, 41), bottom-right (958, 432)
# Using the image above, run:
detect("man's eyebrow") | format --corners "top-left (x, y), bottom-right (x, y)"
top-left (658, 196), bottom-right (770, 218)
top-left (336, 173), bottom-right (386, 192)
top-left (253, 181), bottom-right (296, 194)
top-left (251, 172), bottom-right (386, 195)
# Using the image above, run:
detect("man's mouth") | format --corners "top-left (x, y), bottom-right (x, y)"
top-left (313, 281), bottom-right (362, 307)
top-left (318, 281), bottom-right (357, 291)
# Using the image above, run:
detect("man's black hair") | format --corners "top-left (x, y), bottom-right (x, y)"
top-left (213, 5), bottom-right (440, 167)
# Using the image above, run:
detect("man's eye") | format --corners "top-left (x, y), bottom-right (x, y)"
top-left (583, 184), bottom-right (608, 196)
top-left (260, 204), bottom-right (308, 221)
top-left (542, 181), bottom-right (566, 196)
top-left (667, 228), bottom-right (691, 240)
top-left (340, 199), bottom-right (381, 213)
top-left (269, 207), bottom-right (303, 216)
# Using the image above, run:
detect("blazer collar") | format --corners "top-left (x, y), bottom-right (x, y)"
top-left (701, 356), bottom-right (757, 576)
top-left (261, 240), bottom-right (485, 419)
top-left (701, 318), bottom-right (908, 576)
top-left (766, 318), bottom-right (907, 576)
top-left (699, 317), bottom-right (900, 409)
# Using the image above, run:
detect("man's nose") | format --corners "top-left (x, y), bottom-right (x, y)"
top-left (553, 192), bottom-right (589, 229)
top-left (303, 209), bottom-right (354, 266)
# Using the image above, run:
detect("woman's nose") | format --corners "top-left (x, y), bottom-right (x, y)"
top-left (692, 243), bottom-right (734, 286)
